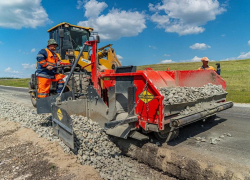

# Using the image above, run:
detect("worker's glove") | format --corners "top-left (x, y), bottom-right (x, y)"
top-left (46, 66), bottom-right (54, 70)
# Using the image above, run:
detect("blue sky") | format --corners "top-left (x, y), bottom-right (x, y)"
top-left (0, 0), bottom-right (250, 78)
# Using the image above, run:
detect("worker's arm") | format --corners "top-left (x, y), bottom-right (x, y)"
top-left (36, 49), bottom-right (53, 70)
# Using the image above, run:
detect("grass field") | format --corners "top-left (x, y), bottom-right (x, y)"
top-left (0, 59), bottom-right (249, 103)
top-left (0, 78), bottom-right (30, 88)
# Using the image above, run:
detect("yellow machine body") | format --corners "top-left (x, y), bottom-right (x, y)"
top-left (47, 22), bottom-right (121, 72)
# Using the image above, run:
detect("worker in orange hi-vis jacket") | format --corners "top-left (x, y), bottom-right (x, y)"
top-left (198, 57), bottom-right (216, 71)
top-left (36, 39), bottom-right (65, 98)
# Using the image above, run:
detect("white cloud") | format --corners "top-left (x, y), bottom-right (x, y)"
top-left (164, 54), bottom-right (170, 56)
top-left (149, 45), bottom-right (157, 49)
top-left (76, 0), bottom-right (84, 9)
top-left (77, 0), bottom-right (146, 40)
top-left (149, 0), bottom-right (226, 35)
top-left (179, 56), bottom-right (216, 62)
top-left (0, 41), bottom-right (2, 44)
top-left (31, 48), bottom-right (36, 53)
top-left (116, 55), bottom-right (123, 60)
top-left (4, 67), bottom-right (19, 74)
top-left (159, 59), bottom-right (174, 64)
top-left (83, 0), bottom-right (107, 18)
top-left (248, 40), bottom-right (250, 46)
top-left (237, 51), bottom-right (250, 59)
top-left (151, 13), bottom-right (169, 27)
top-left (190, 43), bottom-right (211, 50)
top-left (4, 67), bottom-right (11, 72)
top-left (219, 57), bottom-right (236, 61)
top-left (191, 56), bottom-right (202, 62)
top-left (221, 34), bottom-right (225, 37)
top-left (22, 63), bottom-right (36, 70)
top-left (0, 0), bottom-right (51, 29)
top-left (148, 3), bottom-right (157, 12)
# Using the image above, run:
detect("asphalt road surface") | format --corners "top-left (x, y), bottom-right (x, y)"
top-left (1, 85), bottom-right (250, 178)
top-left (0, 85), bottom-right (32, 108)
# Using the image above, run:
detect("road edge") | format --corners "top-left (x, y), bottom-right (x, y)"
top-left (0, 85), bottom-right (28, 89)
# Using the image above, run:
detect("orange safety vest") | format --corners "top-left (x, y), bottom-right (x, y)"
top-left (198, 66), bottom-right (215, 71)
top-left (45, 48), bottom-right (59, 67)
top-left (38, 48), bottom-right (59, 68)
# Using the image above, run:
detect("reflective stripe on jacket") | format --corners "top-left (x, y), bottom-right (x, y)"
top-left (36, 48), bottom-right (60, 79)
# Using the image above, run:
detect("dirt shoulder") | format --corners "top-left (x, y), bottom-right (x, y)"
top-left (0, 91), bottom-right (175, 180)
top-left (0, 118), bottom-right (101, 180)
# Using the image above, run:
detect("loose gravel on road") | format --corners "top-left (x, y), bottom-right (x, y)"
top-left (0, 92), bottom-right (174, 180)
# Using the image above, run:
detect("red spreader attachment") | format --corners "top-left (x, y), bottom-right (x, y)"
top-left (51, 40), bottom-right (233, 148)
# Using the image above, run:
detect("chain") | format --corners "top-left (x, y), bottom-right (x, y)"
top-left (111, 79), bottom-right (149, 129)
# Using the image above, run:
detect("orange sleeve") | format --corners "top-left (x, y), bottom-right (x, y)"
top-left (211, 66), bottom-right (216, 71)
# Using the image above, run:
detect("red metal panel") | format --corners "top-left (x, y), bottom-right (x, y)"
top-left (133, 73), bottom-right (164, 130)
top-left (143, 70), bottom-right (168, 88)
top-left (100, 71), bottom-right (165, 131)
top-left (166, 70), bottom-right (227, 89)
top-left (99, 69), bottom-right (227, 132)
top-left (157, 71), bottom-right (176, 87)
top-left (86, 40), bottom-right (228, 133)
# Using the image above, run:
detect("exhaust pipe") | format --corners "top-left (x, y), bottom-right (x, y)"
top-left (171, 101), bottom-right (233, 127)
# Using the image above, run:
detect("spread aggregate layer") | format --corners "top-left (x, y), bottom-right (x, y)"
top-left (160, 83), bottom-right (226, 105)
top-left (0, 93), bottom-right (174, 180)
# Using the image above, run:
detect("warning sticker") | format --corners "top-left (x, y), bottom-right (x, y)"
top-left (138, 90), bottom-right (154, 104)
top-left (57, 109), bottom-right (63, 121)
top-left (81, 58), bottom-right (89, 63)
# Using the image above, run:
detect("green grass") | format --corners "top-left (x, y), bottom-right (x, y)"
top-left (138, 59), bottom-right (250, 103)
top-left (0, 78), bottom-right (30, 88)
top-left (0, 59), bottom-right (249, 103)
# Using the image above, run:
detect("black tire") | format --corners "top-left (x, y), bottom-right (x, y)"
top-left (205, 114), bottom-right (216, 123)
top-left (154, 125), bottom-right (179, 142)
top-left (30, 91), bottom-right (37, 108)
top-left (30, 74), bottom-right (36, 89)
top-left (28, 82), bottom-right (37, 108)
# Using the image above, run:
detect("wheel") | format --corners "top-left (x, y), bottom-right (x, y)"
top-left (67, 74), bottom-right (90, 96)
top-left (28, 82), bottom-right (37, 108)
top-left (205, 114), bottom-right (216, 123)
top-left (30, 91), bottom-right (37, 108)
top-left (154, 125), bottom-right (179, 142)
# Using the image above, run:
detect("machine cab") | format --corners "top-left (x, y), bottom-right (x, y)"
top-left (47, 22), bottom-right (121, 72)
top-left (47, 22), bottom-right (93, 66)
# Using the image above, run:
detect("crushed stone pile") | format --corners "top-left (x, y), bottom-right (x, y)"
top-left (0, 93), bottom-right (141, 180)
top-left (71, 115), bottom-right (137, 179)
top-left (160, 83), bottom-right (226, 105)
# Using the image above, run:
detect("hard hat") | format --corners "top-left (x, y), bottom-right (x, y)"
top-left (201, 57), bottom-right (209, 62)
top-left (47, 39), bottom-right (58, 47)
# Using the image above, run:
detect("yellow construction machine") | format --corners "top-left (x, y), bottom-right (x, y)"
top-left (29, 22), bottom-right (121, 107)
top-left (47, 22), bottom-right (121, 72)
